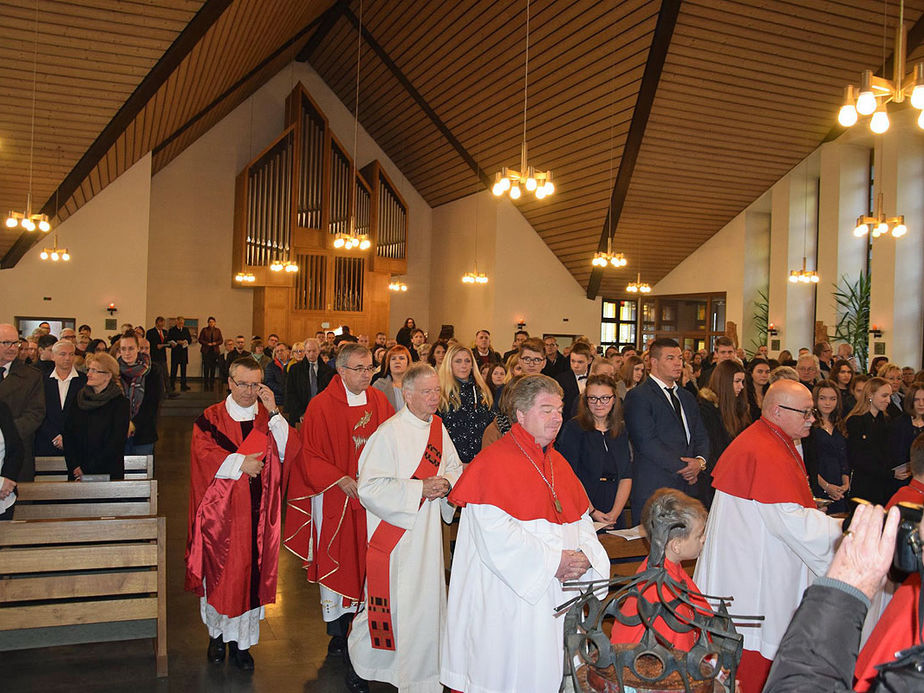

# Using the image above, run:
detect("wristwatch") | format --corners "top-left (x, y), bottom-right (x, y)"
top-left (268, 409), bottom-right (280, 418)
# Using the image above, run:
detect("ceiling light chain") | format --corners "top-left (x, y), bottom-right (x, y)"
top-left (491, 0), bottom-right (554, 202)
top-left (837, 0), bottom-right (924, 133)
top-left (790, 167), bottom-right (821, 283)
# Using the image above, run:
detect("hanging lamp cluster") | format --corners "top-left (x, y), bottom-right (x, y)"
top-left (333, 232), bottom-right (371, 250)
top-left (461, 271), bottom-right (488, 285)
top-left (235, 271), bottom-right (256, 283)
top-left (854, 192), bottom-right (907, 238)
top-left (625, 273), bottom-right (651, 294)
top-left (789, 258), bottom-right (820, 284)
top-left (39, 234), bottom-right (69, 262)
top-left (491, 0), bottom-right (554, 202)
top-left (269, 259), bottom-right (298, 273)
top-left (837, 1), bottom-right (924, 133)
top-left (592, 251), bottom-right (627, 268)
top-left (388, 280), bottom-right (408, 292)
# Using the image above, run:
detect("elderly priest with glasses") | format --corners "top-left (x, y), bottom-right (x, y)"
top-left (693, 379), bottom-right (843, 692)
top-left (346, 362), bottom-right (463, 692)
top-left (185, 357), bottom-right (300, 671)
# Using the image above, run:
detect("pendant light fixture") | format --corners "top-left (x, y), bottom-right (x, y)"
top-left (388, 280), bottom-right (408, 292)
top-left (491, 0), bottom-right (554, 201)
top-left (235, 271), bottom-right (256, 283)
top-left (837, 0), bottom-right (924, 133)
top-left (626, 272), bottom-right (651, 294)
top-left (39, 233), bottom-right (69, 262)
top-left (789, 167), bottom-right (820, 283)
top-left (853, 137), bottom-right (907, 239)
top-left (6, 1), bottom-right (51, 234)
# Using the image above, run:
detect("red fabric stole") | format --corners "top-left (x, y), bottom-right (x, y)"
top-left (365, 415), bottom-right (443, 650)
top-left (448, 423), bottom-right (589, 524)
top-left (711, 418), bottom-right (815, 509)
top-left (886, 478), bottom-right (924, 510)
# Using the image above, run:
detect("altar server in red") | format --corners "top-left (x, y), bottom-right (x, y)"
top-left (185, 357), bottom-right (300, 671)
top-left (284, 343), bottom-right (393, 657)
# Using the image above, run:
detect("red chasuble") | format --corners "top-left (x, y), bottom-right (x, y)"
top-left (711, 418), bottom-right (815, 508)
top-left (449, 423), bottom-right (590, 524)
top-left (184, 402), bottom-right (300, 618)
top-left (854, 573), bottom-right (922, 692)
top-left (886, 478), bottom-right (924, 510)
top-left (284, 375), bottom-right (394, 601)
top-left (610, 558), bottom-right (713, 651)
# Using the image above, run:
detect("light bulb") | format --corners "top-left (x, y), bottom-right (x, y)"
top-left (853, 223), bottom-right (868, 237)
top-left (22, 218), bottom-right (35, 231)
top-left (810, 273), bottom-right (819, 283)
top-left (837, 103), bottom-right (858, 127)
top-left (51, 251), bottom-right (59, 261)
top-left (478, 275), bottom-right (488, 284)
top-left (876, 221), bottom-right (889, 235)
top-left (61, 252), bottom-right (70, 261)
top-left (626, 285), bottom-right (638, 293)
top-left (359, 238), bottom-right (371, 250)
top-left (401, 284), bottom-right (407, 291)
top-left (870, 108), bottom-right (889, 134)
top-left (500, 176), bottom-right (510, 192)
top-left (525, 176), bottom-right (537, 192)
top-left (492, 182), bottom-right (503, 196)
top-left (640, 285), bottom-right (651, 293)
top-left (918, 110), bottom-right (924, 130)
top-left (789, 272), bottom-right (798, 283)
top-left (5, 216), bottom-right (17, 228)
top-left (534, 186), bottom-right (546, 200)
top-left (40, 250), bottom-right (48, 260)
top-left (38, 219), bottom-right (50, 232)
top-left (856, 90), bottom-right (877, 115)
top-left (543, 180), bottom-right (554, 195)
top-left (509, 185), bottom-right (521, 200)
top-left (892, 223), bottom-right (907, 238)
top-left (912, 84), bottom-right (924, 109)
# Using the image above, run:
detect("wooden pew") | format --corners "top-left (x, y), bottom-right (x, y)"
top-left (33, 455), bottom-right (154, 481)
top-left (12, 480), bottom-right (158, 520)
top-left (0, 516), bottom-right (168, 677)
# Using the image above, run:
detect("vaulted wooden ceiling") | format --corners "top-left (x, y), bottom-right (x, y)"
top-left (2, 0), bottom-right (923, 299)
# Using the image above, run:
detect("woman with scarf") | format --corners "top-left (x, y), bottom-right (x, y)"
top-left (438, 344), bottom-right (495, 464)
top-left (264, 342), bottom-right (289, 404)
top-left (62, 352), bottom-right (130, 480)
top-left (118, 331), bottom-right (162, 455)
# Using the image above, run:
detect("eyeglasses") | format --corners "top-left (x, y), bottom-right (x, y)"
top-left (587, 395), bottom-right (615, 405)
top-left (342, 365), bottom-right (376, 374)
top-left (778, 404), bottom-right (815, 420)
top-left (520, 356), bottom-right (545, 365)
top-left (230, 379), bottom-right (261, 390)
top-left (86, 368), bottom-right (110, 376)
top-left (0, 340), bottom-right (19, 348)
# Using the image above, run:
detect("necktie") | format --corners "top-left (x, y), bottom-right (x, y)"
top-left (0, 366), bottom-right (5, 382)
top-left (309, 361), bottom-right (317, 398)
top-left (666, 386), bottom-right (688, 441)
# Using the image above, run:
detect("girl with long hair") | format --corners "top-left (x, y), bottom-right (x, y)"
top-left (844, 377), bottom-right (895, 506)
top-left (616, 355), bottom-right (645, 400)
top-left (806, 381), bottom-right (849, 514)
top-left (745, 357), bottom-right (771, 420)
top-left (426, 340), bottom-right (448, 370)
top-left (696, 360), bottom-right (750, 507)
top-left (556, 375), bottom-right (631, 527)
top-left (889, 383), bottom-right (924, 483)
top-left (830, 358), bottom-right (856, 416)
top-left (438, 344), bottom-right (495, 463)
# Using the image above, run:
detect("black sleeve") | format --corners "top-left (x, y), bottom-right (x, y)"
top-left (0, 401), bottom-right (24, 482)
top-left (764, 584), bottom-right (866, 693)
top-left (105, 398), bottom-right (131, 480)
top-left (284, 366), bottom-right (303, 426)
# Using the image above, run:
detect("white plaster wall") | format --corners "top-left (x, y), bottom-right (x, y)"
top-left (0, 154), bottom-right (152, 337)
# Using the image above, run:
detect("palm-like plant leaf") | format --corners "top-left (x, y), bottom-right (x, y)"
top-left (832, 272), bottom-right (871, 371)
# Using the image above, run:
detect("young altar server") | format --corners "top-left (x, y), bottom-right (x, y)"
top-left (347, 363), bottom-right (463, 692)
top-left (441, 374), bottom-right (610, 693)
top-left (610, 489), bottom-right (711, 650)
top-left (185, 357), bottom-right (300, 670)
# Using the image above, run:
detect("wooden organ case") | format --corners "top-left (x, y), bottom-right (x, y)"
top-left (232, 83), bottom-right (408, 341)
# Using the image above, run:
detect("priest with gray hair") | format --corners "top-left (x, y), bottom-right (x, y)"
top-left (346, 362), bottom-right (463, 692)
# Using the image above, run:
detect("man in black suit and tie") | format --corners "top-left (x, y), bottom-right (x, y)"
top-left (146, 316), bottom-right (171, 395)
top-left (554, 342), bottom-right (594, 419)
top-left (166, 316), bottom-right (193, 391)
top-left (285, 338), bottom-right (334, 425)
top-left (34, 340), bottom-right (86, 456)
top-left (624, 337), bottom-right (710, 523)
top-left (0, 323), bottom-right (45, 482)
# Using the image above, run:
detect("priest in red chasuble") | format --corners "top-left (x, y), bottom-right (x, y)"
top-left (441, 374), bottom-right (610, 693)
top-left (284, 343), bottom-right (394, 659)
top-left (185, 357), bottom-right (300, 671)
top-left (693, 379), bottom-right (842, 692)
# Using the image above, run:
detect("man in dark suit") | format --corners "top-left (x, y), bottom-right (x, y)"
top-left (167, 316), bottom-right (193, 391)
top-left (624, 337), bottom-right (710, 523)
top-left (0, 323), bottom-right (45, 482)
top-left (501, 330), bottom-right (529, 363)
top-left (285, 338), bottom-right (334, 425)
top-left (146, 316), bottom-right (171, 395)
top-left (541, 336), bottom-right (568, 377)
top-left (198, 316), bottom-right (223, 390)
top-left (554, 342), bottom-right (594, 419)
top-left (34, 340), bottom-right (86, 456)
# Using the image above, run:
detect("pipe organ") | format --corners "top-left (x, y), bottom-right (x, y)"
top-left (233, 83), bottom-right (408, 340)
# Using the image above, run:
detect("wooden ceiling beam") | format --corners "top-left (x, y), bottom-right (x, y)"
top-left (586, 0), bottom-right (681, 299)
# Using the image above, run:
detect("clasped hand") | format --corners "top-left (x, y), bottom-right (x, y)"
top-left (240, 453), bottom-right (264, 477)
top-left (421, 476), bottom-right (450, 501)
top-left (679, 456), bottom-right (701, 484)
top-left (556, 549), bottom-right (591, 583)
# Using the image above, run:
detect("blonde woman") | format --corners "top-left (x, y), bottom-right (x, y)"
top-left (438, 344), bottom-right (495, 463)
top-left (844, 377), bottom-right (894, 505)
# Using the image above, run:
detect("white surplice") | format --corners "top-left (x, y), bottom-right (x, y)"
top-left (440, 504), bottom-right (609, 693)
top-left (347, 407), bottom-right (463, 693)
top-left (692, 489), bottom-right (842, 659)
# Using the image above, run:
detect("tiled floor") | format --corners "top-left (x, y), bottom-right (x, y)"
top-left (5, 390), bottom-right (397, 693)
